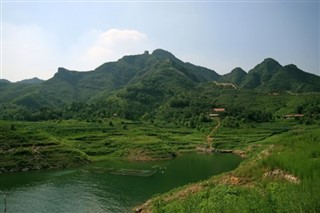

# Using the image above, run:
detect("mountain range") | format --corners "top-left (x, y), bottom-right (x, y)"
top-left (1, 49), bottom-right (319, 116)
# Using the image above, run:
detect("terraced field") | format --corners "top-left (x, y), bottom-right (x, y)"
top-left (0, 121), bottom-right (89, 173)
top-left (213, 122), bottom-right (293, 149)
top-left (0, 119), bottom-right (212, 173)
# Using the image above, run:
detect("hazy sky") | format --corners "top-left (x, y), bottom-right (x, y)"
top-left (1, 1), bottom-right (319, 82)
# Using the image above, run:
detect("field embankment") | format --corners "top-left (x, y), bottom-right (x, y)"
top-left (0, 119), bottom-right (213, 173)
top-left (136, 124), bottom-right (320, 212)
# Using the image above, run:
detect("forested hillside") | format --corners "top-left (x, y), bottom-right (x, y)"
top-left (1, 50), bottom-right (319, 123)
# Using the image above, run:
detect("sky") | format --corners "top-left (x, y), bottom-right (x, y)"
top-left (1, 0), bottom-right (319, 82)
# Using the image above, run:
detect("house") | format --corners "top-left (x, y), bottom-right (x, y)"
top-left (213, 108), bottom-right (225, 112)
top-left (209, 108), bottom-right (225, 118)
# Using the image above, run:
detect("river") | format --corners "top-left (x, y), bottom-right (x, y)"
top-left (0, 153), bottom-right (241, 212)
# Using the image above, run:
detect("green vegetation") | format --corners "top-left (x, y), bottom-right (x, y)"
top-left (213, 122), bottom-right (291, 149)
top-left (1, 49), bottom-right (320, 122)
top-left (1, 50), bottom-right (320, 211)
top-left (143, 124), bottom-right (320, 213)
top-left (219, 67), bottom-right (247, 86)
top-left (0, 119), bottom-right (214, 173)
top-left (0, 121), bottom-right (89, 173)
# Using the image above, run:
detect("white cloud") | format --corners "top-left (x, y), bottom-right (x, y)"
top-left (2, 25), bottom-right (152, 81)
top-left (65, 29), bottom-right (151, 71)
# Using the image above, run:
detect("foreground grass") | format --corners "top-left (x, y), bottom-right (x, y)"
top-left (138, 124), bottom-right (320, 212)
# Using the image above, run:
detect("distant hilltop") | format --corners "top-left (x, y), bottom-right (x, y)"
top-left (1, 49), bottom-right (320, 112)
top-left (1, 77), bottom-right (44, 84)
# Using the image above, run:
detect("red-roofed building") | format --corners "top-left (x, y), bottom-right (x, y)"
top-left (213, 108), bottom-right (225, 112)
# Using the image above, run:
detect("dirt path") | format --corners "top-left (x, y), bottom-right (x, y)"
top-left (206, 118), bottom-right (220, 149)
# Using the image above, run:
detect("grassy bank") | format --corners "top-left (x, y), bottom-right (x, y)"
top-left (137, 124), bottom-right (320, 212)
top-left (0, 121), bottom-right (89, 173)
top-left (0, 119), bottom-right (214, 173)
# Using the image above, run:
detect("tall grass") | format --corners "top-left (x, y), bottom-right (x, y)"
top-left (151, 125), bottom-right (320, 212)
top-left (263, 127), bottom-right (320, 179)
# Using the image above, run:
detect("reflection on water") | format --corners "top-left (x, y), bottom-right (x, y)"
top-left (0, 153), bottom-right (241, 212)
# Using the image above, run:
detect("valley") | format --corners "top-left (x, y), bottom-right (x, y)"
top-left (1, 50), bottom-right (320, 212)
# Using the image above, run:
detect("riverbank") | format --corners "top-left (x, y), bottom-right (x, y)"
top-left (0, 120), bottom-right (294, 174)
top-left (0, 121), bottom-right (90, 174)
top-left (135, 125), bottom-right (320, 212)
top-left (0, 119), bottom-right (213, 174)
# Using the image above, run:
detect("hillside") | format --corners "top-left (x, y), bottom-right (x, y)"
top-left (1, 49), bottom-right (219, 109)
top-left (0, 79), bottom-right (11, 84)
top-left (260, 64), bottom-right (320, 92)
top-left (240, 58), bottom-right (320, 92)
top-left (1, 49), bottom-right (320, 121)
top-left (219, 67), bottom-right (247, 86)
top-left (17, 77), bottom-right (44, 84)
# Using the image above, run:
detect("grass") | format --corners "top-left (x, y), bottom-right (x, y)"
top-left (139, 123), bottom-right (320, 213)
top-left (213, 121), bottom-right (292, 149)
top-left (0, 119), bottom-right (212, 172)
top-left (0, 121), bottom-right (89, 173)
top-left (261, 126), bottom-right (320, 179)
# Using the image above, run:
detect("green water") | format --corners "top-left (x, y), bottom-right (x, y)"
top-left (0, 153), bottom-right (241, 213)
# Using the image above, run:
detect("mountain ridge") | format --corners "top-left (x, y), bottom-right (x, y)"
top-left (1, 49), bottom-right (318, 84)
top-left (1, 49), bottom-right (319, 114)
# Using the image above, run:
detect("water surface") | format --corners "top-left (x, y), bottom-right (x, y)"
top-left (0, 153), bottom-right (241, 212)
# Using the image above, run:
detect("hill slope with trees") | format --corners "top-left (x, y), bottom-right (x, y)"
top-left (0, 49), bottom-right (319, 122)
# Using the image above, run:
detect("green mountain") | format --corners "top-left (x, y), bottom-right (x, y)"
top-left (0, 78), bottom-right (44, 106)
top-left (240, 58), bottom-right (320, 92)
top-left (17, 77), bottom-right (44, 84)
top-left (0, 81), bottom-right (40, 107)
top-left (0, 49), bottom-right (220, 112)
top-left (219, 67), bottom-right (247, 86)
top-left (91, 49), bottom-right (221, 119)
top-left (259, 64), bottom-right (320, 92)
top-left (36, 49), bottom-right (220, 107)
top-left (0, 79), bottom-right (11, 84)
top-left (1, 50), bottom-right (320, 121)
top-left (241, 58), bottom-right (282, 89)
